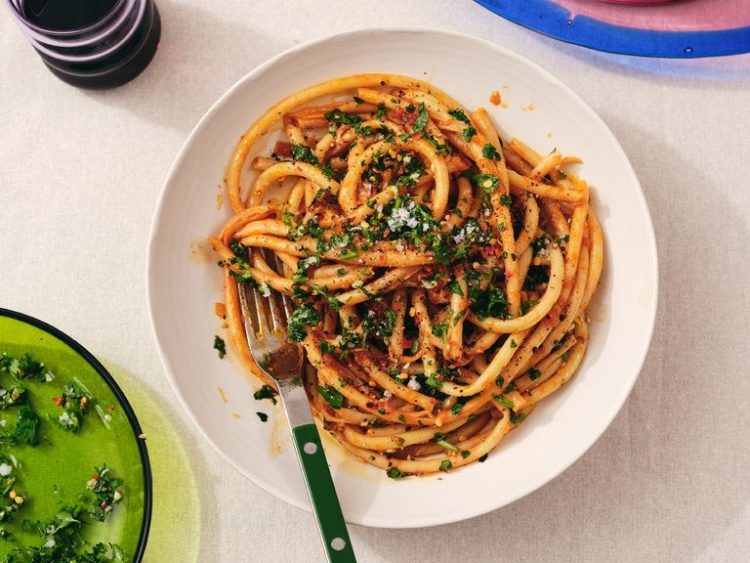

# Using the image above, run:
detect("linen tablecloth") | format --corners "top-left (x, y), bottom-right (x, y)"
top-left (1, 1), bottom-right (748, 561)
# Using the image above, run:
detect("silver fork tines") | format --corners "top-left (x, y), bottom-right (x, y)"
top-left (238, 249), bottom-right (304, 384)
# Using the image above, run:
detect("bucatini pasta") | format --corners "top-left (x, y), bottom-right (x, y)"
top-left (210, 74), bottom-right (604, 477)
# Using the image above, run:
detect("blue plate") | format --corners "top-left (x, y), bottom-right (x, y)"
top-left (474, 0), bottom-right (750, 58)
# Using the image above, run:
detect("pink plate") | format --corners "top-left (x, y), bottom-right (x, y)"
top-left (475, 0), bottom-right (750, 57)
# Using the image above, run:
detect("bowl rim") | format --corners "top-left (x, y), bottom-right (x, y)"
top-left (472, 0), bottom-right (750, 59)
top-left (147, 26), bottom-right (658, 527)
top-left (0, 307), bottom-right (153, 560)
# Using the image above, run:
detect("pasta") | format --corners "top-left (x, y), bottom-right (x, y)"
top-left (210, 74), bottom-right (604, 477)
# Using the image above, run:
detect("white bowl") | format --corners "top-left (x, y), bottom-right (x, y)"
top-left (147, 28), bottom-right (658, 528)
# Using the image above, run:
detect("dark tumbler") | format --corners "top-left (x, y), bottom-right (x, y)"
top-left (5, 0), bottom-right (161, 89)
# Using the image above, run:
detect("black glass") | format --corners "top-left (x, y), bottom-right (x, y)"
top-left (5, 0), bottom-right (161, 89)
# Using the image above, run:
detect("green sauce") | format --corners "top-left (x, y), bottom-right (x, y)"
top-left (0, 316), bottom-right (147, 560)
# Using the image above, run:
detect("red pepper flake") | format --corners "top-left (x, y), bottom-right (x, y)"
top-left (272, 141), bottom-right (292, 158)
top-left (387, 107), bottom-right (417, 126)
top-left (480, 245), bottom-right (503, 259)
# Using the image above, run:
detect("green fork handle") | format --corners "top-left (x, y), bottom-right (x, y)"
top-left (292, 423), bottom-right (357, 563)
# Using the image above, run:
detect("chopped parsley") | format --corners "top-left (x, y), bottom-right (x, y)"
top-left (362, 309), bottom-right (396, 341)
top-left (394, 151), bottom-right (426, 188)
top-left (449, 217), bottom-right (490, 261)
top-left (426, 135), bottom-right (450, 155)
top-left (425, 372), bottom-right (443, 390)
top-left (54, 380), bottom-right (93, 433)
top-left (15, 405), bottom-right (39, 446)
top-left (447, 108), bottom-right (470, 123)
top-left (469, 285), bottom-right (508, 320)
top-left (413, 103), bottom-right (429, 133)
top-left (326, 295), bottom-right (342, 310)
top-left (528, 368), bottom-right (542, 381)
top-left (0, 352), bottom-right (53, 382)
top-left (317, 385), bottom-right (344, 409)
top-left (478, 453), bottom-right (488, 463)
top-left (386, 467), bottom-right (406, 479)
top-left (292, 255), bottom-right (321, 285)
top-left (493, 395), bottom-right (515, 409)
top-left (290, 144), bottom-right (319, 165)
top-left (303, 218), bottom-right (324, 239)
top-left (226, 242), bottom-right (256, 284)
top-left (461, 126), bottom-right (476, 142)
top-left (288, 304), bottom-right (321, 342)
top-left (510, 412), bottom-right (528, 424)
top-left (531, 234), bottom-right (550, 255)
top-left (433, 433), bottom-right (459, 453)
top-left (482, 143), bottom-right (501, 160)
top-left (340, 248), bottom-right (359, 260)
top-left (256, 412), bottom-right (268, 422)
top-left (321, 163), bottom-right (335, 179)
top-left (447, 280), bottom-right (464, 296)
top-left (439, 459), bottom-right (453, 472)
top-left (86, 465), bottom-right (124, 522)
top-left (450, 401), bottom-right (465, 416)
top-left (13, 501), bottom-right (125, 561)
top-left (469, 173), bottom-right (500, 193)
top-left (213, 335), bottom-right (226, 359)
top-left (319, 340), bottom-right (337, 355)
top-left (383, 196), bottom-right (437, 241)
top-left (324, 109), bottom-right (363, 129)
top-left (431, 323), bottom-right (448, 341)
top-left (253, 384), bottom-right (278, 405)
top-left (2, 405), bottom-right (40, 446)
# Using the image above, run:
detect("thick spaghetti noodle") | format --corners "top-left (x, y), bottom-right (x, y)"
top-left (210, 74), bottom-right (604, 476)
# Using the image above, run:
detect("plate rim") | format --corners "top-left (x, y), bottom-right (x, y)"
top-left (473, 0), bottom-right (750, 58)
top-left (146, 26), bottom-right (659, 528)
top-left (0, 307), bottom-right (153, 559)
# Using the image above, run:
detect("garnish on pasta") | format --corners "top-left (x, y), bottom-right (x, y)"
top-left (210, 74), bottom-right (603, 476)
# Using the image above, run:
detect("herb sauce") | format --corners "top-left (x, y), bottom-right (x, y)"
top-left (0, 317), bottom-right (146, 560)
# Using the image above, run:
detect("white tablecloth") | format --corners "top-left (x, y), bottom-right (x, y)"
top-left (2, 1), bottom-right (749, 561)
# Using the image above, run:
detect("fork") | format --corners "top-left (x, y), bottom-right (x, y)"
top-left (238, 253), bottom-right (356, 563)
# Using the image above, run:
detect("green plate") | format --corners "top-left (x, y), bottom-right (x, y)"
top-left (0, 309), bottom-right (151, 561)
